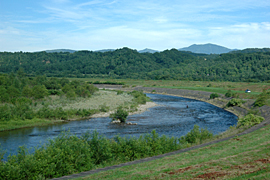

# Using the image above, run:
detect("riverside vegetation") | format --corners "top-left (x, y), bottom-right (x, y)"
top-left (0, 75), bottom-right (267, 179)
top-left (0, 72), bottom-right (149, 131)
top-left (0, 71), bottom-right (269, 179)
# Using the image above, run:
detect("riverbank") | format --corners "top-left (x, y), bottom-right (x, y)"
top-left (90, 101), bottom-right (158, 118)
top-left (0, 90), bottom-right (158, 132)
top-left (127, 86), bottom-right (270, 120)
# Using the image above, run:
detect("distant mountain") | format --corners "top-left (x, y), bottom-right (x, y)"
top-left (138, 48), bottom-right (159, 53)
top-left (95, 49), bottom-right (115, 53)
top-left (44, 49), bottom-right (77, 53)
top-left (179, 43), bottom-right (236, 54)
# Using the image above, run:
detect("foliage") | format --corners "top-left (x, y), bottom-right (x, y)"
top-left (0, 126), bottom-right (214, 179)
top-left (0, 73), bottom-right (99, 123)
top-left (225, 90), bottom-right (237, 98)
top-left (32, 85), bottom-right (48, 99)
top-left (253, 91), bottom-right (269, 107)
top-left (180, 125), bottom-right (213, 144)
top-left (237, 114), bottom-right (265, 127)
top-left (129, 90), bottom-right (149, 104)
top-left (210, 93), bottom-right (220, 99)
top-left (110, 106), bottom-right (128, 123)
top-left (227, 98), bottom-right (245, 107)
top-left (1, 48), bottom-right (270, 82)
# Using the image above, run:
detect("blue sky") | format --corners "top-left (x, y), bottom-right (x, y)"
top-left (0, 0), bottom-right (270, 52)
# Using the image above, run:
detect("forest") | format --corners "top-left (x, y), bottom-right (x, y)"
top-left (0, 47), bottom-right (270, 82)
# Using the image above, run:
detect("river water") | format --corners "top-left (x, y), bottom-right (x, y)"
top-left (0, 93), bottom-right (237, 160)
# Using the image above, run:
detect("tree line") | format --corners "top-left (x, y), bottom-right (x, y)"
top-left (0, 47), bottom-right (270, 82)
top-left (0, 72), bottom-right (99, 122)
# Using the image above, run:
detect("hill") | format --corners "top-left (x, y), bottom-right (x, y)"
top-left (179, 43), bottom-right (236, 54)
top-left (95, 49), bottom-right (115, 53)
top-left (43, 49), bottom-right (77, 53)
top-left (1, 47), bottom-right (270, 82)
top-left (138, 48), bottom-right (159, 53)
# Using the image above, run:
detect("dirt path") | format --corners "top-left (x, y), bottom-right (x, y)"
top-left (52, 86), bottom-right (270, 180)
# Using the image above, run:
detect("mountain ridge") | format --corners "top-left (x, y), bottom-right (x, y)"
top-left (179, 43), bottom-right (237, 54)
top-left (36, 44), bottom-right (238, 54)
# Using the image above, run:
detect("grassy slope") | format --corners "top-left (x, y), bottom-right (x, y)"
top-left (77, 124), bottom-right (270, 180)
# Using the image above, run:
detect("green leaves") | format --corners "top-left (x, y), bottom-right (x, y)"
top-left (227, 98), bottom-right (245, 107)
top-left (110, 106), bottom-right (129, 123)
top-left (210, 93), bottom-right (220, 99)
top-left (237, 114), bottom-right (265, 128)
top-left (0, 126), bottom-right (214, 179)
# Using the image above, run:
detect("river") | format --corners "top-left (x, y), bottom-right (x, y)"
top-left (0, 93), bottom-right (237, 160)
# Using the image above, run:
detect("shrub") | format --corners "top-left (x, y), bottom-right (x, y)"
top-left (225, 90), bottom-right (238, 98)
top-left (32, 85), bottom-right (48, 99)
top-left (66, 89), bottom-right (76, 99)
top-left (254, 97), bottom-right (267, 107)
top-left (237, 114), bottom-right (265, 127)
top-left (210, 93), bottom-right (219, 99)
top-left (129, 90), bottom-right (149, 104)
top-left (0, 127), bottom-right (215, 179)
top-left (22, 85), bottom-right (33, 98)
top-left (254, 91), bottom-right (269, 107)
top-left (110, 106), bottom-right (128, 123)
top-left (227, 98), bottom-right (245, 107)
top-left (183, 125), bottom-right (213, 144)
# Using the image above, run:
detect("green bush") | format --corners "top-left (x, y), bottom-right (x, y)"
top-left (66, 89), bottom-right (76, 99)
top-left (225, 90), bottom-right (237, 98)
top-left (227, 98), bottom-right (245, 107)
top-left (129, 90), bottom-right (149, 104)
top-left (0, 126), bottom-right (214, 179)
top-left (254, 91), bottom-right (269, 107)
top-left (110, 106), bottom-right (128, 123)
top-left (182, 125), bottom-right (213, 144)
top-left (32, 85), bottom-right (48, 99)
top-left (210, 93), bottom-right (219, 99)
top-left (237, 114), bottom-right (265, 127)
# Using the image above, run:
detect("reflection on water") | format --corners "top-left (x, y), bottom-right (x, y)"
top-left (0, 93), bottom-right (237, 160)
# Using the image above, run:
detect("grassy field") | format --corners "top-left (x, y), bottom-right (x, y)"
top-left (34, 90), bottom-right (133, 111)
top-left (76, 124), bottom-right (270, 180)
top-left (70, 78), bottom-right (270, 97)
top-left (0, 90), bottom-right (134, 131)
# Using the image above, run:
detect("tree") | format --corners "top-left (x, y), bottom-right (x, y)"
top-left (22, 86), bottom-right (32, 98)
top-left (110, 106), bottom-right (129, 123)
top-left (32, 85), bottom-right (48, 99)
top-left (7, 86), bottom-right (20, 99)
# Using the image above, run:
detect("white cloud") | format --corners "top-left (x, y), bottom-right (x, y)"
top-left (207, 22), bottom-right (270, 48)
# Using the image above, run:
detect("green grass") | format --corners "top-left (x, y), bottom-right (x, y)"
top-left (76, 124), bottom-right (270, 180)
top-left (71, 78), bottom-right (269, 96)
top-left (36, 90), bottom-right (133, 111)
top-left (0, 118), bottom-right (57, 131)
top-left (0, 90), bottom-right (135, 132)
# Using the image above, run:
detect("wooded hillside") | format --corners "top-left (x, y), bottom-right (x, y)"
top-left (0, 47), bottom-right (270, 82)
